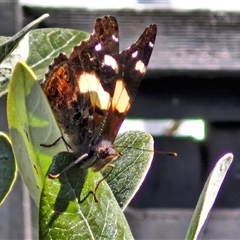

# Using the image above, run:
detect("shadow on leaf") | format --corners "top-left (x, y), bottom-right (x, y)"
top-left (40, 151), bottom-right (88, 231)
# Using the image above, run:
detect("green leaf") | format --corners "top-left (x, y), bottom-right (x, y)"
top-left (185, 153), bottom-right (233, 240)
top-left (105, 130), bottom-right (154, 210)
top-left (0, 132), bottom-right (17, 205)
top-left (7, 61), bottom-right (67, 205)
top-left (39, 152), bottom-right (134, 240)
top-left (0, 14), bottom-right (49, 96)
top-left (0, 34), bottom-right (29, 96)
top-left (27, 28), bottom-right (89, 80)
top-left (0, 13), bottom-right (49, 64)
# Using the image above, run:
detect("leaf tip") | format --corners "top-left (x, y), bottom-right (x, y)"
top-left (14, 61), bottom-right (37, 80)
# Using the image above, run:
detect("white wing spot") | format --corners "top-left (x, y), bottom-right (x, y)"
top-left (135, 60), bottom-right (146, 74)
top-left (132, 51), bottom-right (138, 58)
top-left (95, 43), bottom-right (102, 51)
top-left (103, 55), bottom-right (119, 73)
top-left (112, 34), bottom-right (118, 42)
top-left (149, 41), bottom-right (154, 48)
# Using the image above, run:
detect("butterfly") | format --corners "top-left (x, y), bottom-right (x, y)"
top-left (41, 15), bottom-right (157, 201)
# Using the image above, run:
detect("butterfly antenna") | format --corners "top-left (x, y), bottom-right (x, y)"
top-left (115, 145), bottom-right (177, 157)
top-left (154, 150), bottom-right (177, 157)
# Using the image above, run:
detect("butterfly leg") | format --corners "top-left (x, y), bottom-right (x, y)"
top-left (40, 136), bottom-right (72, 149)
top-left (92, 164), bottom-right (115, 202)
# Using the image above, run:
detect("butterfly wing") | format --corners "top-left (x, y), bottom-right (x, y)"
top-left (41, 53), bottom-right (95, 154)
top-left (102, 24), bottom-right (157, 142)
top-left (66, 16), bottom-right (122, 145)
top-left (69, 16), bottom-right (119, 109)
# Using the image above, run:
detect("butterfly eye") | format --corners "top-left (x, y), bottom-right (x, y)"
top-left (96, 146), bottom-right (109, 159)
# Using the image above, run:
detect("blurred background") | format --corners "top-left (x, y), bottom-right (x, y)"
top-left (1, 0), bottom-right (240, 239)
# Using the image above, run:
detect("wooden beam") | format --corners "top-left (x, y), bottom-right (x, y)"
top-left (22, 7), bottom-right (240, 73)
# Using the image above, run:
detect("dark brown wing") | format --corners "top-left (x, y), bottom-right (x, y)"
top-left (66, 16), bottom-right (121, 145)
top-left (102, 24), bottom-right (157, 142)
top-left (69, 16), bottom-right (119, 108)
top-left (41, 53), bottom-right (95, 155)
